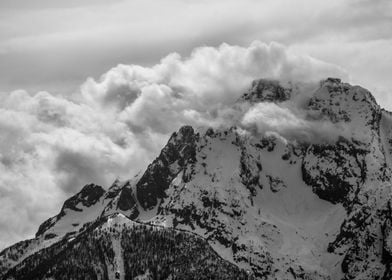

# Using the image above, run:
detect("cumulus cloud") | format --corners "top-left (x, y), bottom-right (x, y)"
top-left (0, 41), bottom-right (347, 250)
top-left (82, 41), bottom-right (346, 133)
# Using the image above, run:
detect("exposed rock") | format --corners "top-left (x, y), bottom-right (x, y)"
top-left (266, 175), bottom-right (286, 193)
top-left (240, 79), bottom-right (291, 103)
top-left (136, 125), bottom-right (198, 210)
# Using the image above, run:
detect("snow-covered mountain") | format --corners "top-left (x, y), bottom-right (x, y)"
top-left (2, 78), bottom-right (392, 280)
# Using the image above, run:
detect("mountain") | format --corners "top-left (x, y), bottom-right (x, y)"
top-left (2, 78), bottom-right (392, 280)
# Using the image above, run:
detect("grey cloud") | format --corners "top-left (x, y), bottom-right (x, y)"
top-left (54, 149), bottom-right (108, 195)
top-left (103, 84), bottom-right (141, 110)
top-left (0, 0), bottom-right (120, 10)
top-left (36, 98), bottom-right (69, 127)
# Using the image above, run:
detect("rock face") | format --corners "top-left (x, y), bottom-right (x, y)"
top-left (240, 79), bottom-right (291, 103)
top-left (302, 138), bottom-right (367, 206)
top-left (136, 125), bottom-right (198, 210)
top-left (2, 78), bottom-right (392, 280)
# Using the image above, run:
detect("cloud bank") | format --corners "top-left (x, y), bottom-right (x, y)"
top-left (1, 0), bottom-right (391, 107)
top-left (0, 41), bottom-right (347, 250)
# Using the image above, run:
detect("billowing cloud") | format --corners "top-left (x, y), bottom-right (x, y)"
top-left (82, 41), bottom-right (346, 133)
top-left (0, 0), bottom-right (390, 106)
top-left (240, 101), bottom-right (351, 143)
top-left (0, 41), bottom-right (347, 250)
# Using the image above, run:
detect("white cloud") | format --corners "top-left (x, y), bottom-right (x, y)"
top-left (240, 100), bottom-right (352, 144)
top-left (83, 41), bottom-right (347, 132)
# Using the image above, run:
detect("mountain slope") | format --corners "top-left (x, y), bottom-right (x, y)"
top-left (3, 214), bottom-right (249, 280)
top-left (2, 78), bottom-right (392, 280)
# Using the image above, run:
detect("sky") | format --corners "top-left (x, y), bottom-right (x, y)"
top-left (0, 0), bottom-right (391, 250)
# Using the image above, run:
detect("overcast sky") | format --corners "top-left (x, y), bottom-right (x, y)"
top-left (0, 0), bottom-right (391, 250)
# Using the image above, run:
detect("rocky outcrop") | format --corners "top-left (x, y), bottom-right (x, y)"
top-left (240, 79), bottom-right (291, 103)
top-left (61, 184), bottom-right (105, 212)
top-left (136, 125), bottom-right (198, 210)
top-left (116, 186), bottom-right (139, 219)
top-left (302, 138), bottom-right (367, 207)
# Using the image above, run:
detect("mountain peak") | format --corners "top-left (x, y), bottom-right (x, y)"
top-left (62, 184), bottom-right (105, 212)
top-left (79, 183), bottom-right (105, 199)
top-left (321, 77), bottom-right (342, 85)
top-left (35, 184), bottom-right (106, 237)
top-left (318, 77), bottom-right (378, 105)
top-left (136, 125), bottom-right (198, 210)
top-left (240, 78), bottom-right (291, 103)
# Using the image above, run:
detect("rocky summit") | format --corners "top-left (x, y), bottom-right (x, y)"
top-left (2, 78), bottom-right (392, 280)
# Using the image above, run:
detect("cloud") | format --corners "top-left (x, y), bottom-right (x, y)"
top-left (0, 41), bottom-right (347, 250)
top-left (1, 0), bottom-right (390, 102)
top-left (0, 89), bottom-right (155, 250)
top-left (240, 101), bottom-right (351, 144)
top-left (82, 41), bottom-right (346, 133)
